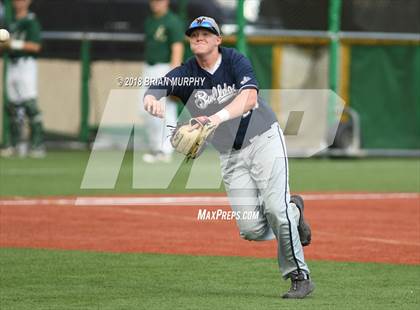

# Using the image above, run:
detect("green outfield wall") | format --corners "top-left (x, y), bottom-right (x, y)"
top-left (349, 45), bottom-right (420, 149)
top-left (223, 39), bottom-right (420, 150)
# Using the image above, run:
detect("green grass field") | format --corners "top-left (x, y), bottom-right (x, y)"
top-left (1, 151), bottom-right (419, 309)
top-left (0, 151), bottom-right (419, 196)
top-left (1, 249), bottom-right (419, 310)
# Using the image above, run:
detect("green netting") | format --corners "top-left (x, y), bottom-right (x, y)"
top-left (247, 45), bottom-right (273, 89)
top-left (349, 45), bottom-right (420, 149)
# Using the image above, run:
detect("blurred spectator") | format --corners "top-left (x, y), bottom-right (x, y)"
top-left (1, 0), bottom-right (45, 158)
top-left (141, 0), bottom-right (184, 163)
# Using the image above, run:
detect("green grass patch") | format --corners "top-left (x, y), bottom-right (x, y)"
top-left (289, 157), bottom-right (420, 192)
top-left (0, 151), bottom-right (419, 196)
top-left (0, 248), bottom-right (419, 309)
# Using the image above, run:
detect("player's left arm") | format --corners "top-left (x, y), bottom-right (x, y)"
top-left (25, 17), bottom-right (42, 53)
top-left (170, 42), bottom-right (184, 68)
top-left (208, 89), bottom-right (257, 126)
top-left (209, 52), bottom-right (259, 126)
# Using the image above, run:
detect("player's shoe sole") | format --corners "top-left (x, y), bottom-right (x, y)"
top-left (290, 194), bottom-right (311, 247)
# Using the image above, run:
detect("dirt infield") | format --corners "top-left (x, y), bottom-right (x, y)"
top-left (0, 193), bottom-right (419, 265)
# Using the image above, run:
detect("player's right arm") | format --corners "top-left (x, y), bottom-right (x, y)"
top-left (143, 66), bottom-right (186, 118)
top-left (144, 94), bottom-right (165, 118)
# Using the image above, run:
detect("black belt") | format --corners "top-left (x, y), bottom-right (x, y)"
top-left (232, 122), bottom-right (277, 151)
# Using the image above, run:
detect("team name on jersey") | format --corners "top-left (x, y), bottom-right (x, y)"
top-left (194, 83), bottom-right (237, 110)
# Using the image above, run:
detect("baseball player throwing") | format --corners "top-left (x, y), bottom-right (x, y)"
top-left (144, 16), bottom-right (314, 298)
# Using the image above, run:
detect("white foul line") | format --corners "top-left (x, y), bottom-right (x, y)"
top-left (0, 193), bottom-right (418, 207)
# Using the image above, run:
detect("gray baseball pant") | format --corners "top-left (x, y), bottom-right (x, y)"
top-left (219, 122), bottom-right (310, 279)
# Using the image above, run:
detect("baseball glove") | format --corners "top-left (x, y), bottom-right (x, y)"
top-left (170, 117), bottom-right (217, 159)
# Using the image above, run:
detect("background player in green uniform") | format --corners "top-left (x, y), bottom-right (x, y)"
top-left (1, 0), bottom-right (45, 158)
top-left (141, 0), bottom-right (184, 163)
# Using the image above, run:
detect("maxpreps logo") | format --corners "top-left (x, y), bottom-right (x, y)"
top-left (197, 209), bottom-right (259, 221)
top-left (194, 83), bottom-right (238, 109)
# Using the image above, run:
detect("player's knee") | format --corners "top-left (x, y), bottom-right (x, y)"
top-left (240, 226), bottom-right (268, 241)
top-left (26, 105), bottom-right (42, 124)
top-left (6, 104), bottom-right (16, 116)
top-left (29, 113), bottom-right (43, 124)
top-left (265, 209), bottom-right (291, 228)
top-left (26, 106), bottom-right (40, 118)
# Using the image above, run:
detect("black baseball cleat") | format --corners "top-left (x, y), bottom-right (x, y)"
top-left (282, 271), bottom-right (315, 299)
top-left (290, 194), bottom-right (312, 246)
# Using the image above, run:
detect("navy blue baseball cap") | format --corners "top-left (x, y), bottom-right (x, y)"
top-left (185, 16), bottom-right (221, 37)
